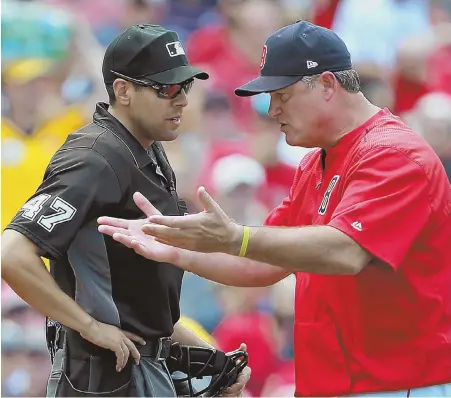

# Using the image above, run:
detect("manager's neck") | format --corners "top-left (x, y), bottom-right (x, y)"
top-left (327, 94), bottom-right (381, 150)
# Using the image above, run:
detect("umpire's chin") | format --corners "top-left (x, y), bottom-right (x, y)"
top-left (145, 122), bottom-right (181, 143)
top-left (162, 122), bottom-right (182, 141)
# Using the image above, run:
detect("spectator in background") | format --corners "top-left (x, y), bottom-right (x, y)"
top-left (359, 74), bottom-right (395, 110)
top-left (2, 284), bottom-right (50, 397)
top-left (211, 153), bottom-right (268, 225)
top-left (330, 0), bottom-right (451, 117)
top-left (392, 0), bottom-right (451, 115)
top-left (332, 0), bottom-right (431, 70)
top-left (260, 276), bottom-right (296, 397)
top-left (312, 0), bottom-right (341, 28)
top-left (167, 0), bottom-right (218, 38)
top-left (213, 284), bottom-right (280, 397)
top-left (1, 59), bottom-right (88, 232)
top-left (91, 0), bottom-right (179, 47)
top-left (194, 90), bottom-right (248, 201)
top-left (213, 275), bottom-right (297, 397)
top-left (393, 37), bottom-right (431, 115)
top-left (1, 0), bottom-right (105, 233)
top-left (424, 0), bottom-right (451, 95)
top-left (197, 93), bottom-right (304, 212)
top-left (187, 0), bottom-right (285, 131)
top-left (408, 92), bottom-right (451, 181)
top-left (268, 276), bottom-right (296, 360)
top-left (202, 90), bottom-right (245, 144)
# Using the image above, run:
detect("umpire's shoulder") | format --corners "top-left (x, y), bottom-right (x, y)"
top-left (46, 123), bottom-right (129, 191)
top-left (59, 122), bottom-right (133, 180)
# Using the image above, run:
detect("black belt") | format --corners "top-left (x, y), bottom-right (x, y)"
top-left (54, 327), bottom-right (172, 361)
top-left (138, 337), bottom-right (172, 360)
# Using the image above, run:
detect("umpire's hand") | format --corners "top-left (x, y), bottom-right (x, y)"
top-left (220, 366), bottom-right (251, 397)
top-left (80, 319), bottom-right (146, 372)
top-left (220, 343), bottom-right (251, 397)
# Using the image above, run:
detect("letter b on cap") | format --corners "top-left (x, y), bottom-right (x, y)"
top-left (260, 45), bottom-right (267, 70)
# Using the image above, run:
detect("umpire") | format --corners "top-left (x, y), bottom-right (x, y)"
top-left (1, 25), bottom-right (210, 396)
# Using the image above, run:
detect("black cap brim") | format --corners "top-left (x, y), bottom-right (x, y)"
top-left (143, 65), bottom-right (209, 85)
top-left (235, 75), bottom-right (301, 97)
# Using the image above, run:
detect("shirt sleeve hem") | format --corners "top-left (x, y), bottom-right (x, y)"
top-left (5, 224), bottom-right (63, 260)
top-left (327, 218), bottom-right (400, 271)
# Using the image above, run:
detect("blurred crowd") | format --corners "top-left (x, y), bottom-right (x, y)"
top-left (2, 0), bottom-right (451, 396)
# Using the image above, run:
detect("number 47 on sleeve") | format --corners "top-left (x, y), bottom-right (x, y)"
top-left (19, 194), bottom-right (77, 232)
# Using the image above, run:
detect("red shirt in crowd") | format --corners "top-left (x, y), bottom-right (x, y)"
top-left (428, 45), bottom-right (451, 95)
top-left (213, 312), bottom-right (281, 396)
top-left (312, 0), bottom-right (341, 29)
top-left (265, 108), bottom-right (451, 396)
top-left (187, 26), bottom-right (258, 131)
top-left (198, 142), bottom-right (296, 209)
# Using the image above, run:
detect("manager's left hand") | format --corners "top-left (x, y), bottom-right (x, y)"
top-left (142, 187), bottom-right (242, 254)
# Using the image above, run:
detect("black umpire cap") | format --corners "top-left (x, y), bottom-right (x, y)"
top-left (103, 24), bottom-right (209, 85)
top-left (235, 20), bottom-right (352, 97)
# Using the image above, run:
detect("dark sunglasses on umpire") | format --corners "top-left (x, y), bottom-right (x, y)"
top-left (150, 79), bottom-right (194, 99)
top-left (110, 71), bottom-right (194, 99)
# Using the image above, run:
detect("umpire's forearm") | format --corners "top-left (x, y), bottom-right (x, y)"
top-left (1, 229), bottom-right (95, 335)
top-left (175, 250), bottom-right (290, 287)
top-left (172, 322), bottom-right (214, 348)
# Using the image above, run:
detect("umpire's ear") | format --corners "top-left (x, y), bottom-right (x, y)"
top-left (113, 78), bottom-right (132, 106)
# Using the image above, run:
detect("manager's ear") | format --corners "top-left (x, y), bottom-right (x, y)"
top-left (319, 71), bottom-right (338, 101)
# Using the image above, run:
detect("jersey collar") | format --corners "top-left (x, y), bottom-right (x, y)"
top-left (93, 102), bottom-right (153, 168)
top-left (326, 108), bottom-right (390, 159)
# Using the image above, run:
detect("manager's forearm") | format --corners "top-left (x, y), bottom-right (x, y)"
top-left (174, 250), bottom-right (289, 287)
top-left (1, 232), bottom-right (95, 335)
top-left (241, 225), bottom-right (365, 274)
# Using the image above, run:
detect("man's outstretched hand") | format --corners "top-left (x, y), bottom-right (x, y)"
top-left (142, 187), bottom-right (242, 255)
top-left (97, 192), bottom-right (182, 263)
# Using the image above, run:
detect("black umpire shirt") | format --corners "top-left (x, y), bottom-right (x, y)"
top-left (6, 102), bottom-right (186, 351)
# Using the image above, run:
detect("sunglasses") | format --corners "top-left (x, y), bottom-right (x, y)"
top-left (148, 79), bottom-right (194, 99)
top-left (110, 71), bottom-right (194, 99)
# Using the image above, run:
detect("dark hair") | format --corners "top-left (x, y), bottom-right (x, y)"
top-left (105, 81), bottom-right (143, 105)
top-left (301, 69), bottom-right (361, 93)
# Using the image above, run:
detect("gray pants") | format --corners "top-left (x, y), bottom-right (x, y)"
top-left (46, 335), bottom-right (176, 397)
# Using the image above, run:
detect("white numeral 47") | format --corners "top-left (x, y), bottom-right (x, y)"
top-left (20, 194), bottom-right (77, 232)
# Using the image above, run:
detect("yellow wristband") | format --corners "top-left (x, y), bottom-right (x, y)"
top-left (239, 226), bottom-right (250, 257)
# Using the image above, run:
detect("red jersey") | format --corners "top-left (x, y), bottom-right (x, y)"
top-left (265, 108), bottom-right (451, 396)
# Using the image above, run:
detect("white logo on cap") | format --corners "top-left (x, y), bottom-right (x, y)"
top-left (166, 41), bottom-right (185, 57)
top-left (307, 60), bottom-right (318, 69)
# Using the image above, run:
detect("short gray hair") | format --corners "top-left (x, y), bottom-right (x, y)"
top-left (300, 69), bottom-right (361, 93)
